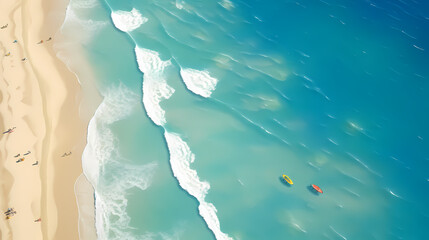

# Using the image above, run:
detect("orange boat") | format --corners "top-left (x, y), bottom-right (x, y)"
top-left (312, 184), bottom-right (323, 193)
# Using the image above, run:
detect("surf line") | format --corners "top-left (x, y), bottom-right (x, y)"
top-left (107, 5), bottom-right (233, 239)
top-left (134, 45), bottom-right (232, 240)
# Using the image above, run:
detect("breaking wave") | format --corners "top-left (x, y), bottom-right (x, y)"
top-left (133, 43), bottom-right (231, 240)
top-left (111, 8), bottom-right (148, 32)
top-left (81, 84), bottom-right (159, 239)
top-left (164, 132), bottom-right (233, 240)
top-left (135, 47), bottom-right (175, 126)
top-left (180, 68), bottom-right (218, 98)
top-left (82, 84), bottom-right (138, 186)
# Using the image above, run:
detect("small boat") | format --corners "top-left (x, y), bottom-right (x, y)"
top-left (282, 175), bottom-right (293, 185)
top-left (312, 184), bottom-right (323, 193)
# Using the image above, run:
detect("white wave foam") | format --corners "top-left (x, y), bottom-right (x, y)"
top-left (219, 0), bottom-right (235, 10)
top-left (238, 179), bottom-right (244, 186)
top-left (180, 69), bottom-right (218, 98)
top-left (329, 226), bottom-right (347, 240)
top-left (164, 132), bottom-right (232, 240)
top-left (82, 84), bottom-right (138, 186)
top-left (292, 223), bottom-right (307, 233)
top-left (413, 44), bottom-right (424, 51)
top-left (111, 8), bottom-right (148, 32)
top-left (164, 132), bottom-right (210, 198)
top-left (327, 138), bottom-right (338, 145)
top-left (70, 0), bottom-right (99, 9)
top-left (96, 84), bottom-right (139, 124)
top-left (95, 162), bottom-right (158, 240)
top-left (135, 47), bottom-right (175, 126)
top-left (135, 47), bottom-right (171, 74)
top-left (81, 84), bottom-right (158, 239)
top-left (386, 188), bottom-right (404, 199)
top-left (83, 122), bottom-right (115, 186)
top-left (343, 187), bottom-right (361, 198)
top-left (61, 6), bottom-right (108, 44)
top-left (135, 46), bottom-right (231, 239)
top-left (347, 121), bottom-right (363, 132)
top-left (176, 0), bottom-right (184, 9)
top-left (346, 152), bottom-right (381, 177)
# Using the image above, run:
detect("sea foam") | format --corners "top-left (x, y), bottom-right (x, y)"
top-left (135, 47), bottom-right (175, 126)
top-left (134, 43), bottom-right (230, 239)
top-left (62, 6), bottom-right (108, 44)
top-left (164, 132), bottom-right (233, 240)
top-left (83, 121), bottom-right (115, 186)
top-left (219, 0), bottom-right (235, 10)
top-left (82, 84), bottom-right (158, 239)
top-left (111, 8), bottom-right (148, 32)
top-left (95, 162), bottom-right (158, 240)
top-left (180, 69), bottom-right (218, 98)
top-left (82, 84), bottom-right (138, 186)
top-left (70, 0), bottom-right (99, 9)
top-left (175, 0), bottom-right (184, 10)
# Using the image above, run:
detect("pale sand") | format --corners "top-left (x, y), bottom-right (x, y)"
top-left (0, 0), bottom-right (96, 239)
top-left (75, 174), bottom-right (97, 240)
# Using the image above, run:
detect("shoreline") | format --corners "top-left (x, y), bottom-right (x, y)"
top-left (75, 173), bottom-right (97, 239)
top-left (0, 0), bottom-right (98, 239)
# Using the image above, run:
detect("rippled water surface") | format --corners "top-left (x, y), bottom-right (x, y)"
top-left (61, 0), bottom-right (429, 239)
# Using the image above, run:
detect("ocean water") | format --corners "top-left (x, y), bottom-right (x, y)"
top-left (59, 0), bottom-right (429, 239)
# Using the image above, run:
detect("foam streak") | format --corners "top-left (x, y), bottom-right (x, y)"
top-left (164, 132), bottom-right (232, 240)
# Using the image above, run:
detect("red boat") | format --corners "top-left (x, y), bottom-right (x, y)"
top-left (312, 184), bottom-right (323, 193)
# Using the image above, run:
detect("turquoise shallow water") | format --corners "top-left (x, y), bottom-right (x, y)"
top-left (61, 0), bottom-right (428, 239)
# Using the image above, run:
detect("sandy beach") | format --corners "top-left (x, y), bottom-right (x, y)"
top-left (0, 0), bottom-right (92, 239)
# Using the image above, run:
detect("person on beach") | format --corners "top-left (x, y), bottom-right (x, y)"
top-left (16, 158), bottom-right (24, 163)
top-left (4, 208), bottom-right (14, 215)
top-left (21, 58), bottom-right (27, 61)
top-left (5, 52), bottom-right (10, 56)
top-left (6, 211), bottom-right (16, 216)
top-left (3, 127), bottom-right (15, 134)
top-left (37, 40), bottom-right (43, 44)
top-left (47, 37), bottom-right (52, 41)
top-left (13, 40), bottom-right (17, 43)
top-left (14, 154), bottom-right (20, 157)
top-left (1, 24), bottom-right (7, 29)
top-left (34, 218), bottom-right (41, 222)
top-left (61, 151), bottom-right (72, 157)
top-left (3, 129), bottom-right (12, 134)
top-left (24, 150), bottom-right (31, 155)
top-left (4, 208), bottom-right (16, 219)
top-left (32, 161), bottom-right (38, 166)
